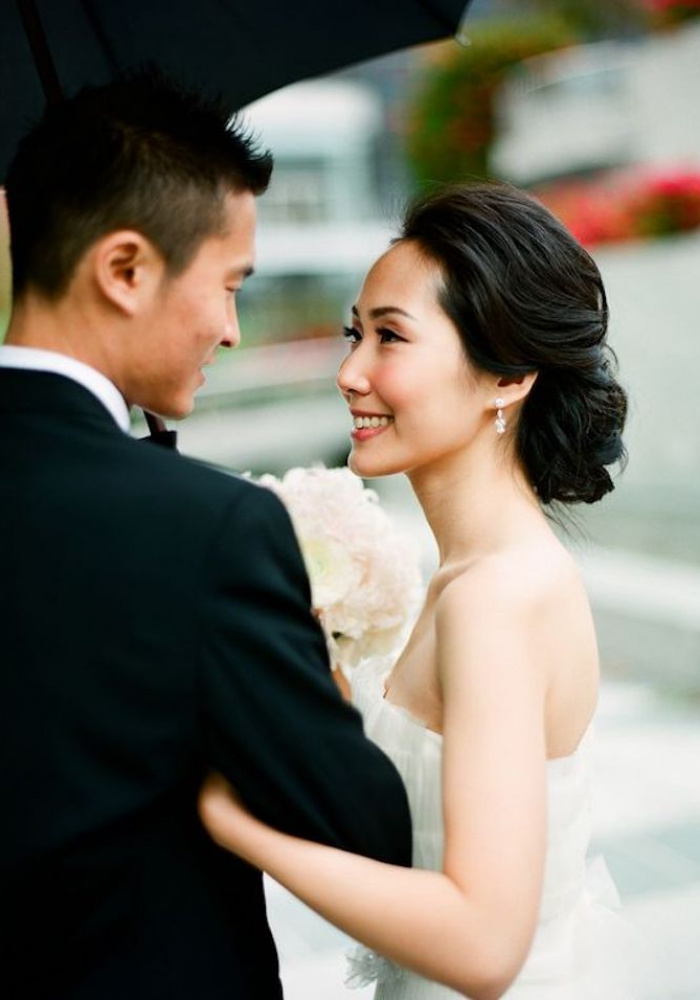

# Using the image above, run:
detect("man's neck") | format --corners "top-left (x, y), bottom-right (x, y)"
top-left (6, 294), bottom-right (115, 378)
top-left (3, 299), bottom-right (131, 431)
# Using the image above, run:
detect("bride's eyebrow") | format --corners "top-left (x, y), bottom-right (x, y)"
top-left (351, 305), bottom-right (417, 321)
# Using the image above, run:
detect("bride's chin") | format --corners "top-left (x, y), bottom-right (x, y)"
top-left (348, 455), bottom-right (365, 477)
top-left (348, 450), bottom-right (402, 480)
top-left (348, 452), bottom-right (378, 479)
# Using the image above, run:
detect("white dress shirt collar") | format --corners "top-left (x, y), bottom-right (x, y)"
top-left (0, 345), bottom-right (131, 433)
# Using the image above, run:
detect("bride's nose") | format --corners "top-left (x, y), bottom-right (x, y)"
top-left (337, 352), bottom-right (371, 399)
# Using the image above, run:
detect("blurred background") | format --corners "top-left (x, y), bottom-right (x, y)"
top-left (1, 0), bottom-right (698, 995)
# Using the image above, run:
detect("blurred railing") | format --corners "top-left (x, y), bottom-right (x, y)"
top-left (194, 336), bottom-right (347, 410)
top-left (579, 548), bottom-right (700, 693)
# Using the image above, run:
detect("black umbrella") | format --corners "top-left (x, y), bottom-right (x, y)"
top-left (1, 0), bottom-right (472, 441)
top-left (1, 0), bottom-right (472, 178)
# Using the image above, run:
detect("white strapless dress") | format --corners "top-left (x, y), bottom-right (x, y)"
top-left (346, 657), bottom-right (637, 1000)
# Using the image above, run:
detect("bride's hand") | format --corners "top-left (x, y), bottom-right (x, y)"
top-left (198, 773), bottom-right (264, 859)
top-left (312, 606), bottom-right (352, 701)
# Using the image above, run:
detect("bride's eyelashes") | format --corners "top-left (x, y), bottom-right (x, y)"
top-left (341, 326), bottom-right (406, 345)
top-left (376, 327), bottom-right (405, 344)
top-left (342, 325), bottom-right (361, 344)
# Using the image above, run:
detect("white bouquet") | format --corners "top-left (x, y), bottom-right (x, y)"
top-left (258, 466), bottom-right (423, 674)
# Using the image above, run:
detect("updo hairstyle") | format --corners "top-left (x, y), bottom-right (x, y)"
top-left (397, 182), bottom-right (627, 505)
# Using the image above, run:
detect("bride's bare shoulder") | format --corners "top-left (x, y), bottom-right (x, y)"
top-left (435, 536), bottom-right (587, 621)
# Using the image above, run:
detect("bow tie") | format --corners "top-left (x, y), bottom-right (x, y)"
top-left (142, 428), bottom-right (178, 449)
top-left (141, 411), bottom-right (178, 451)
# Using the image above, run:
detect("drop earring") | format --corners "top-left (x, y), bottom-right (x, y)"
top-left (495, 397), bottom-right (506, 435)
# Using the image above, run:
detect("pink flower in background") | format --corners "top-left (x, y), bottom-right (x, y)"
top-left (259, 466), bottom-right (423, 674)
top-left (647, 0), bottom-right (700, 10)
top-left (536, 166), bottom-right (700, 248)
top-left (645, 0), bottom-right (700, 27)
top-left (631, 170), bottom-right (700, 235)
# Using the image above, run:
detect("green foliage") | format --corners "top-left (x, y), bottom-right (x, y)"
top-left (405, 16), bottom-right (578, 187)
top-left (532, 0), bottom-right (646, 38)
top-left (646, 0), bottom-right (700, 31)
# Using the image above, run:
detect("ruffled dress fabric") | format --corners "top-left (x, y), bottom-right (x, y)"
top-left (346, 657), bottom-right (638, 1000)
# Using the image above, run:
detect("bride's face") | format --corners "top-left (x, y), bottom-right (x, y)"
top-left (337, 240), bottom-right (495, 480)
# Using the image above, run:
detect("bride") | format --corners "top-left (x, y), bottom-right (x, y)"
top-left (199, 182), bottom-right (632, 999)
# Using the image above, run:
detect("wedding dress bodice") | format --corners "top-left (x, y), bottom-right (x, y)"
top-left (347, 657), bottom-right (635, 1000)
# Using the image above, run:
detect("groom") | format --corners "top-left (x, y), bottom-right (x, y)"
top-left (0, 74), bottom-right (411, 999)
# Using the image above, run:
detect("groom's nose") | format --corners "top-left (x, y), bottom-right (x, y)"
top-left (222, 299), bottom-right (241, 349)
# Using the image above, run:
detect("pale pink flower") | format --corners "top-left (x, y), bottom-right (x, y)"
top-left (259, 466), bottom-right (423, 672)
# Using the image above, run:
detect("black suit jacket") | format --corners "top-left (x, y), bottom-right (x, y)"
top-left (0, 368), bottom-right (412, 999)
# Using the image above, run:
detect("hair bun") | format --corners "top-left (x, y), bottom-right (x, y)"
top-left (522, 350), bottom-right (627, 505)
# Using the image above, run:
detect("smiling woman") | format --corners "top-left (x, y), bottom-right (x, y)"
top-left (200, 181), bottom-right (638, 1000)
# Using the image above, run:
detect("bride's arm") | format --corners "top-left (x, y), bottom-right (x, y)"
top-left (200, 568), bottom-right (548, 1000)
top-left (331, 664), bottom-right (352, 700)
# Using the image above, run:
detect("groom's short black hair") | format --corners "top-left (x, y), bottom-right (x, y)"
top-left (5, 69), bottom-right (273, 299)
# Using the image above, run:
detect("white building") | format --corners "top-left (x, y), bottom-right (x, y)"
top-left (243, 79), bottom-right (396, 277)
top-left (491, 22), bottom-right (700, 184)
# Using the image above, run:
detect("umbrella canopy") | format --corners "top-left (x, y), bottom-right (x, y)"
top-left (0, 0), bottom-right (472, 179)
top-left (0, 0), bottom-right (471, 442)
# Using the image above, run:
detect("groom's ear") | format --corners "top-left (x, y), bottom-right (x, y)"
top-left (89, 230), bottom-right (165, 317)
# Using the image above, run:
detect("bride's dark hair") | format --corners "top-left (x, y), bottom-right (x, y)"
top-left (396, 182), bottom-right (627, 505)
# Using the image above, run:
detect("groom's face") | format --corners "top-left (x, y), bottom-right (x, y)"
top-left (121, 190), bottom-right (257, 419)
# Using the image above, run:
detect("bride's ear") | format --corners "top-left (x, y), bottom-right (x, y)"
top-left (495, 370), bottom-right (538, 407)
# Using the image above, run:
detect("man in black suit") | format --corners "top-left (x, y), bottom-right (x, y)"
top-left (0, 74), bottom-right (411, 999)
